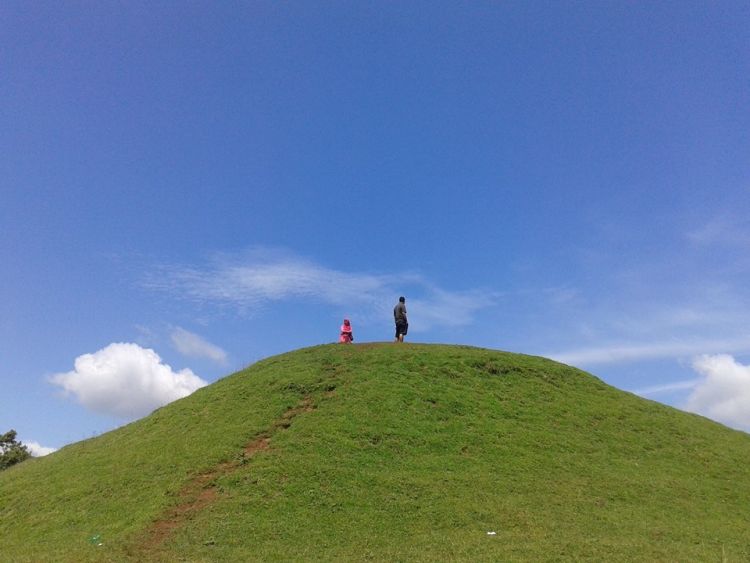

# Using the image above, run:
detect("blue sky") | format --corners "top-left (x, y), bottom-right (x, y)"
top-left (3, 2), bottom-right (750, 454)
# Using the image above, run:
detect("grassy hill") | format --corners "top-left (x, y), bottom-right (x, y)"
top-left (2, 343), bottom-right (749, 561)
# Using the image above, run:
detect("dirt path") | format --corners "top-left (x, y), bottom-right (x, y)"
top-left (132, 397), bottom-right (315, 556)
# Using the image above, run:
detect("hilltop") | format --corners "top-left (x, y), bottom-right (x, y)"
top-left (2, 343), bottom-right (749, 561)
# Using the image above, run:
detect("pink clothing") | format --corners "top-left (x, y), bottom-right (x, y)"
top-left (339, 321), bottom-right (353, 343)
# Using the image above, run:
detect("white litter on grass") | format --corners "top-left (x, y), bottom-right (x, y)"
top-left (487, 531), bottom-right (496, 536)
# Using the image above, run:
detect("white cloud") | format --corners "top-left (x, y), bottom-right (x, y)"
top-left (25, 441), bottom-right (57, 457)
top-left (684, 354), bottom-right (750, 431)
top-left (145, 248), bottom-right (394, 309)
top-left (409, 287), bottom-right (500, 331)
top-left (50, 343), bottom-right (208, 420)
top-left (145, 248), bottom-right (498, 330)
top-left (171, 327), bottom-right (228, 365)
top-left (631, 379), bottom-right (700, 397)
top-left (550, 336), bottom-right (750, 367)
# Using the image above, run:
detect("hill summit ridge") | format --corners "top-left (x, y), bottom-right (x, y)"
top-left (2, 343), bottom-right (749, 561)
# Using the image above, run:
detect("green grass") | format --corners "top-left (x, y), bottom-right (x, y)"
top-left (2, 343), bottom-right (750, 561)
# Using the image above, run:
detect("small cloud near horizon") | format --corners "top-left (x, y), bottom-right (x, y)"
top-left (50, 343), bottom-right (208, 420)
top-left (684, 354), bottom-right (750, 431)
top-left (25, 441), bottom-right (57, 457)
top-left (171, 327), bottom-right (228, 365)
top-left (550, 337), bottom-right (750, 367)
top-left (630, 379), bottom-right (700, 397)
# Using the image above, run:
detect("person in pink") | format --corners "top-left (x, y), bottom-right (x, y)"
top-left (339, 319), bottom-right (354, 343)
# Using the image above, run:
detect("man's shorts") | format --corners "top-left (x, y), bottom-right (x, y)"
top-left (395, 321), bottom-right (408, 337)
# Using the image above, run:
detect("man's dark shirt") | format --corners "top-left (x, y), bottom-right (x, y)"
top-left (394, 302), bottom-right (407, 323)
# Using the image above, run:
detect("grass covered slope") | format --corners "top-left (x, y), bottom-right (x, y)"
top-left (2, 343), bottom-right (750, 561)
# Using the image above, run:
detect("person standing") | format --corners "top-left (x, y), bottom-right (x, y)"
top-left (393, 296), bottom-right (408, 343)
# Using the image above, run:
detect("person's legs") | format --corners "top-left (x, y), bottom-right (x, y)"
top-left (395, 321), bottom-right (407, 343)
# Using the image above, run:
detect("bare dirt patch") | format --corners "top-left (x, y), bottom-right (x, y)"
top-left (134, 397), bottom-right (315, 555)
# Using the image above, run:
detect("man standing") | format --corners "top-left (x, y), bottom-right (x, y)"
top-left (394, 296), bottom-right (408, 343)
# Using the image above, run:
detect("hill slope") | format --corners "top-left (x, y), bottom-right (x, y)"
top-left (2, 344), bottom-right (750, 561)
